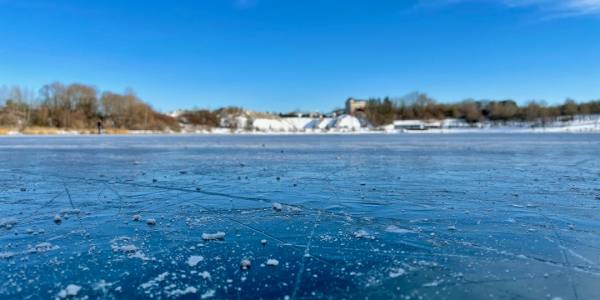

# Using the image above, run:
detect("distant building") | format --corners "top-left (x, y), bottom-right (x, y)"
top-left (345, 98), bottom-right (367, 115)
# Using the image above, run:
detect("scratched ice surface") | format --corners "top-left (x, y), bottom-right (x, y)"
top-left (1, 134), bottom-right (600, 299)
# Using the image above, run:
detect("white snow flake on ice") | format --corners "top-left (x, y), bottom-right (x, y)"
top-left (240, 259), bottom-right (252, 270)
top-left (354, 230), bottom-right (374, 239)
top-left (266, 259), bottom-right (279, 266)
top-left (202, 231), bottom-right (225, 241)
top-left (166, 286), bottom-right (197, 297)
top-left (385, 225), bottom-right (412, 234)
top-left (187, 255), bottom-right (204, 267)
top-left (56, 284), bottom-right (81, 299)
top-left (0, 252), bottom-right (15, 259)
top-left (30, 242), bottom-right (59, 253)
top-left (272, 202), bottom-right (283, 211)
top-left (111, 238), bottom-right (151, 261)
top-left (112, 244), bottom-right (138, 253)
top-left (389, 267), bottom-right (406, 278)
top-left (0, 217), bottom-right (17, 229)
top-left (199, 271), bottom-right (211, 279)
top-left (201, 289), bottom-right (216, 299)
top-left (140, 272), bottom-right (169, 290)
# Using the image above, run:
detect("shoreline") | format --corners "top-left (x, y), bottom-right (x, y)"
top-left (2, 127), bottom-right (600, 137)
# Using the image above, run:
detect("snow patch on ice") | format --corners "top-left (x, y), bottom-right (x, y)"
top-left (166, 286), bottom-right (197, 297)
top-left (201, 289), bottom-right (216, 299)
top-left (385, 225), bottom-right (412, 234)
top-left (56, 284), bottom-right (81, 299)
top-left (389, 267), bottom-right (406, 278)
top-left (272, 202), bottom-right (283, 211)
top-left (202, 232), bottom-right (225, 241)
top-left (29, 242), bottom-right (59, 253)
top-left (140, 272), bottom-right (169, 290)
top-left (187, 255), bottom-right (204, 267)
top-left (266, 258), bottom-right (279, 266)
top-left (0, 217), bottom-right (17, 229)
top-left (354, 230), bottom-right (375, 239)
top-left (0, 251), bottom-right (15, 259)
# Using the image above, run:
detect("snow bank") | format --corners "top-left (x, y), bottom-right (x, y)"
top-left (251, 115), bottom-right (364, 132)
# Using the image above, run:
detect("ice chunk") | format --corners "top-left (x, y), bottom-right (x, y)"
top-left (30, 242), bottom-right (58, 253)
top-left (113, 245), bottom-right (139, 253)
top-left (0, 217), bottom-right (17, 229)
top-left (199, 271), bottom-right (211, 279)
top-left (187, 255), bottom-right (204, 267)
top-left (240, 259), bottom-right (251, 270)
top-left (57, 284), bottom-right (81, 299)
top-left (272, 202), bottom-right (283, 211)
top-left (0, 252), bottom-right (15, 259)
top-left (354, 230), bottom-right (374, 239)
top-left (140, 272), bottom-right (169, 290)
top-left (385, 225), bottom-right (412, 234)
top-left (389, 267), bottom-right (406, 278)
top-left (54, 214), bottom-right (62, 224)
top-left (132, 214), bottom-right (141, 221)
top-left (146, 218), bottom-right (156, 225)
top-left (202, 232), bottom-right (225, 241)
top-left (167, 286), bottom-right (197, 297)
top-left (266, 259), bottom-right (279, 266)
top-left (201, 289), bottom-right (215, 299)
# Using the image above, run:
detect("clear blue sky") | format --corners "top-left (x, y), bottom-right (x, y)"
top-left (1, 0), bottom-right (599, 112)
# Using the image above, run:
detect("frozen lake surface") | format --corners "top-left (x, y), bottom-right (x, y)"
top-left (1, 134), bottom-right (600, 299)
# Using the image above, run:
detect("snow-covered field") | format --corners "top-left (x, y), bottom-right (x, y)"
top-left (1, 135), bottom-right (600, 299)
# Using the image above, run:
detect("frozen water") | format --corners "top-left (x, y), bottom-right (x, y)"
top-left (1, 134), bottom-right (600, 299)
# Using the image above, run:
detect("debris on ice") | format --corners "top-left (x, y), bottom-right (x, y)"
top-left (187, 255), bottom-right (204, 267)
top-left (354, 230), bottom-right (374, 239)
top-left (0, 252), bottom-right (15, 259)
top-left (56, 284), bottom-right (81, 299)
top-left (30, 242), bottom-right (59, 253)
top-left (166, 286), bottom-right (197, 297)
top-left (202, 232), bottom-right (225, 241)
top-left (240, 259), bottom-right (252, 270)
top-left (199, 271), bottom-right (211, 279)
top-left (389, 267), bottom-right (406, 278)
top-left (272, 202), bottom-right (283, 211)
top-left (201, 289), bottom-right (215, 299)
top-left (0, 217), bottom-right (17, 229)
top-left (385, 225), bottom-right (412, 234)
top-left (266, 259), bottom-right (279, 266)
top-left (140, 272), bottom-right (169, 290)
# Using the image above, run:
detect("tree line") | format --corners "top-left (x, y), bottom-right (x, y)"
top-left (363, 93), bottom-right (600, 126)
top-left (0, 83), bottom-right (179, 131)
top-left (2, 83), bottom-right (600, 130)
